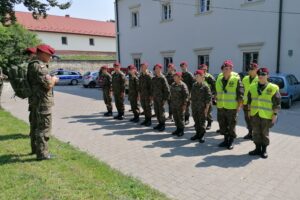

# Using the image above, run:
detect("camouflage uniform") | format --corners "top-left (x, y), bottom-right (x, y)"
top-left (170, 81), bottom-right (189, 130)
top-left (139, 71), bottom-right (152, 123)
top-left (204, 73), bottom-right (216, 127)
top-left (112, 71), bottom-right (126, 116)
top-left (151, 74), bottom-right (170, 127)
top-left (27, 60), bottom-right (54, 160)
top-left (191, 82), bottom-right (212, 140)
top-left (182, 71), bottom-right (195, 122)
top-left (128, 74), bottom-right (140, 119)
top-left (165, 71), bottom-right (175, 118)
top-left (100, 72), bottom-right (113, 114)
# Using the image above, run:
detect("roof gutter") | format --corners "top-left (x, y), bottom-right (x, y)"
top-left (115, 0), bottom-right (121, 62)
top-left (276, 0), bottom-right (283, 73)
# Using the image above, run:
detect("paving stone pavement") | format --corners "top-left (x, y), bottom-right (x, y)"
top-left (1, 83), bottom-right (300, 200)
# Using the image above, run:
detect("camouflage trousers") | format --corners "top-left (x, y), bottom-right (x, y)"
top-left (113, 92), bottom-right (125, 114)
top-left (184, 99), bottom-right (191, 119)
top-left (243, 105), bottom-right (252, 132)
top-left (103, 88), bottom-right (112, 112)
top-left (206, 103), bottom-right (213, 123)
top-left (29, 107), bottom-right (37, 154)
top-left (153, 98), bottom-right (166, 124)
top-left (251, 114), bottom-right (272, 146)
top-left (172, 105), bottom-right (185, 129)
top-left (192, 107), bottom-right (206, 137)
top-left (217, 108), bottom-right (237, 138)
top-left (167, 100), bottom-right (172, 117)
top-left (129, 96), bottom-right (140, 116)
top-left (140, 96), bottom-right (152, 119)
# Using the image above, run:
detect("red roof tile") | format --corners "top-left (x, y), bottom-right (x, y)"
top-left (16, 11), bottom-right (115, 38)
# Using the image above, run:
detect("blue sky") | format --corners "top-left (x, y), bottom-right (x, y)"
top-left (15, 0), bottom-right (115, 21)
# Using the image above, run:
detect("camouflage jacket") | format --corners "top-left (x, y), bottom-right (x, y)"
top-left (112, 71), bottom-right (125, 94)
top-left (170, 81), bottom-right (189, 107)
top-left (182, 71), bottom-right (195, 92)
top-left (165, 72), bottom-right (175, 86)
top-left (151, 74), bottom-right (170, 101)
top-left (139, 71), bottom-right (152, 98)
top-left (205, 73), bottom-right (216, 95)
top-left (128, 75), bottom-right (139, 100)
top-left (100, 72), bottom-right (112, 90)
top-left (191, 82), bottom-right (212, 108)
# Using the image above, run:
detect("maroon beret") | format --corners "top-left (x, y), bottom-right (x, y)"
top-left (128, 65), bottom-right (137, 71)
top-left (168, 63), bottom-right (175, 69)
top-left (223, 60), bottom-right (234, 68)
top-left (173, 72), bottom-right (182, 77)
top-left (101, 65), bottom-right (108, 70)
top-left (141, 62), bottom-right (149, 67)
top-left (180, 61), bottom-right (188, 66)
top-left (199, 64), bottom-right (208, 70)
top-left (113, 62), bottom-right (121, 67)
top-left (194, 70), bottom-right (205, 76)
top-left (25, 47), bottom-right (36, 54)
top-left (250, 63), bottom-right (259, 69)
top-left (37, 44), bottom-right (55, 55)
top-left (258, 67), bottom-right (269, 74)
top-left (154, 63), bottom-right (163, 69)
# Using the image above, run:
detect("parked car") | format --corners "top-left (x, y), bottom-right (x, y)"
top-left (83, 71), bottom-right (100, 88)
top-left (269, 73), bottom-right (300, 108)
top-left (50, 69), bottom-right (82, 85)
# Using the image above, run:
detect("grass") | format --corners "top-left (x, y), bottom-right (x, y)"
top-left (0, 110), bottom-right (169, 200)
top-left (60, 55), bottom-right (116, 61)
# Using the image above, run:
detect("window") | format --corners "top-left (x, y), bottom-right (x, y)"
top-left (89, 38), bottom-right (94, 46)
top-left (198, 55), bottom-right (209, 70)
top-left (131, 11), bottom-right (139, 27)
top-left (133, 58), bottom-right (141, 71)
top-left (243, 52), bottom-right (259, 72)
top-left (289, 75), bottom-right (299, 85)
top-left (61, 37), bottom-right (67, 45)
top-left (164, 57), bottom-right (173, 72)
top-left (162, 3), bottom-right (172, 21)
top-left (199, 0), bottom-right (211, 13)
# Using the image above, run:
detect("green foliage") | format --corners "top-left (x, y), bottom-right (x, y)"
top-left (60, 54), bottom-right (116, 61)
top-left (0, 0), bottom-right (71, 25)
top-left (0, 23), bottom-right (40, 73)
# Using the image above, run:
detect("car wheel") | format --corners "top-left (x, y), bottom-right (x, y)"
top-left (285, 97), bottom-right (292, 109)
top-left (89, 81), bottom-right (96, 88)
top-left (71, 79), bottom-right (78, 85)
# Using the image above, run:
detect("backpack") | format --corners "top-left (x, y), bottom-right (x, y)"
top-left (7, 63), bottom-right (32, 99)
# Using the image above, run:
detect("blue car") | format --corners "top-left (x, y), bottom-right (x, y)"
top-left (50, 69), bottom-right (82, 85)
top-left (269, 73), bottom-right (300, 108)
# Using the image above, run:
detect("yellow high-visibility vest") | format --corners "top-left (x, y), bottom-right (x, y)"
top-left (216, 75), bottom-right (240, 109)
top-left (242, 75), bottom-right (258, 105)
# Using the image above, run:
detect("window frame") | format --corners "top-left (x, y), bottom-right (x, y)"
top-left (89, 38), bottom-right (95, 46)
top-left (163, 57), bottom-right (173, 73)
top-left (131, 11), bottom-right (139, 27)
top-left (61, 36), bottom-right (68, 45)
top-left (161, 2), bottom-right (172, 21)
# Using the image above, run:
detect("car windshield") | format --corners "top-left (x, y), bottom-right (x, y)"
top-left (83, 72), bottom-right (91, 76)
top-left (269, 77), bottom-right (285, 89)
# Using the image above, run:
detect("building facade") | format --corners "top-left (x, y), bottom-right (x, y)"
top-left (116, 0), bottom-right (300, 78)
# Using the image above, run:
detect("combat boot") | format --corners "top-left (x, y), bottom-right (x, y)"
top-left (144, 118), bottom-right (152, 127)
top-left (177, 128), bottom-right (184, 137)
top-left (133, 115), bottom-right (140, 123)
top-left (249, 144), bottom-right (261, 156)
top-left (104, 111), bottom-right (112, 117)
top-left (172, 128), bottom-right (179, 135)
top-left (190, 134), bottom-right (199, 141)
top-left (243, 130), bottom-right (253, 140)
top-left (153, 124), bottom-right (162, 130)
top-left (227, 137), bottom-right (234, 150)
top-left (199, 135), bottom-right (205, 143)
top-left (261, 145), bottom-right (268, 159)
top-left (206, 121), bottom-right (212, 130)
top-left (218, 136), bottom-right (228, 147)
top-left (116, 112), bottom-right (124, 120)
top-left (158, 124), bottom-right (165, 132)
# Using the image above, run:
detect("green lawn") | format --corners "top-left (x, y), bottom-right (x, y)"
top-left (0, 110), bottom-right (169, 200)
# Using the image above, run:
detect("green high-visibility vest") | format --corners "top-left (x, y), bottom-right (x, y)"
top-left (217, 71), bottom-right (239, 79)
top-left (242, 75), bottom-right (258, 105)
top-left (216, 75), bottom-right (239, 109)
top-left (249, 82), bottom-right (279, 119)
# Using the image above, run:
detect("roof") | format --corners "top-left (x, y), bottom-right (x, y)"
top-left (16, 11), bottom-right (115, 38)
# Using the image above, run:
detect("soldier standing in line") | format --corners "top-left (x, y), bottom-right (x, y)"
top-left (128, 64), bottom-right (140, 122)
top-left (198, 64), bottom-right (216, 130)
top-left (139, 62), bottom-right (153, 127)
top-left (180, 61), bottom-right (195, 125)
top-left (99, 65), bottom-right (113, 117)
top-left (190, 70), bottom-right (212, 143)
top-left (27, 44), bottom-right (59, 160)
top-left (151, 63), bottom-right (170, 132)
top-left (216, 60), bottom-right (244, 150)
top-left (242, 63), bottom-right (259, 139)
top-left (112, 62), bottom-right (126, 120)
top-left (165, 63), bottom-right (176, 120)
top-left (170, 72), bottom-right (189, 137)
top-left (248, 67), bottom-right (281, 159)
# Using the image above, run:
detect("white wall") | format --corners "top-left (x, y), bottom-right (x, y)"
top-left (117, 0), bottom-right (300, 79)
top-left (36, 32), bottom-right (116, 53)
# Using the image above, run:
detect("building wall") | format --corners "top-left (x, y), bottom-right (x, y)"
top-left (35, 31), bottom-right (116, 53)
top-left (117, 0), bottom-right (300, 79)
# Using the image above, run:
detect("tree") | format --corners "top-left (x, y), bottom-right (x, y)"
top-left (0, 0), bottom-right (71, 25)
top-left (0, 24), bottom-right (40, 73)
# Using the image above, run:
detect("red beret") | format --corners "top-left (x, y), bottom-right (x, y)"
top-left (194, 70), bottom-right (205, 76)
top-left (173, 72), bottom-right (182, 77)
top-left (37, 44), bottom-right (55, 55)
top-left (101, 65), bottom-right (108, 70)
top-left (223, 60), bottom-right (234, 68)
top-left (113, 62), bottom-right (121, 67)
top-left (154, 63), bottom-right (163, 69)
top-left (128, 65), bottom-right (137, 71)
top-left (258, 67), bottom-right (269, 74)
top-left (168, 63), bottom-right (175, 69)
top-left (180, 61), bottom-right (188, 66)
top-left (25, 47), bottom-right (36, 54)
top-left (141, 62), bottom-right (149, 66)
top-left (250, 63), bottom-right (259, 69)
top-left (199, 64), bottom-right (208, 70)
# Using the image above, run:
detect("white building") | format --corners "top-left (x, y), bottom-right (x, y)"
top-left (16, 11), bottom-right (116, 56)
top-left (115, 0), bottom-right (300, 78)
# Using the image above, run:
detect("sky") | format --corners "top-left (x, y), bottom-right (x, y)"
top-left (15, 0), bottom-right (115, 21)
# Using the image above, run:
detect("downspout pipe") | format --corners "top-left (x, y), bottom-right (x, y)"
top-left (276, 0), bottom-right (283, 73)
top-left (115, 0), bottom-right (121, 62)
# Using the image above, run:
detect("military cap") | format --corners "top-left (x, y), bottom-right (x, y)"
top-left (37, 44), bottom-right (55, 55)
top-left (199, 64), bottom-right (208, 70)
top-left (180, 61), bottom-right (188, 66)
top-left (168, 63), bottom-right (175, 69)
top-left (249, 63), bottom-right (259, 70)
top-left (258, 67), bottom-right (269, 75)
top-left (101, 65), bottom-right (108, 70)
top-left (128, 65), bottom-right (137, 71)
top-left (173, 72), bottom-right (182, 77)
top-left (223, 60), bottom-right (234, 68)
top-left (113, 62), bottom-right (121, 67)
top-left (194, 69), bottom-right (205, 76)
top-left (154, 63), bottom-right (163, 69)
top-left (25, 47), bottom-right (36, 54)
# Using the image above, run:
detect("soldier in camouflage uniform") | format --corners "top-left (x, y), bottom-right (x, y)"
top-left (190, 70), bottom-right (212, 143)
top-left (139, 62), bottom-right (153, 126)
top-left (180, 61), bottom-right (195, 125)
top-left (128, 65), bottom-right (140, 122)
top-left (165, 63), bottom-right (176, 120)
top-left (151, 64), bottom-right (170, 132)
top-left (170, 72), bottom-right (189, 137)
top-left (27, 44), bottom-right (59, 160)
top-left (0, 66), bottom-right (8, 109)
top-left (112, 62), bottom-right (126, 120)
top-left (99, 65), bottom-right (113, 116)
top-left (198, 64), bottom-right (216, 130)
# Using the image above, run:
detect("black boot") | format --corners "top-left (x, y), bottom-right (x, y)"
top-left (243, 131), bottom-right (253, 140)
top-left (206, 121), bottom-right (212, 130)
top-left (140, 119), bottom-right (147, 125)
top-left (158, 124), bottom-right (165, 132)
top-left (116, 112), bottom-right (124, 120)
top-left (227, 137), bottom-right (234, 150)
top-left (144, 118), bottom-right (152, 127)
top-left (177, 128), bottom-right (184, 137)
top-left (185, 116), bottom-right (190, 125)
top-left (133, 115), bottom-right (140, 123)
top-left (104, 111), bottom-right (112, 117)
top-left (249, 144), bottom-right (261, 156)
top-left (153, 124), bottom-right (162, 130)
top-left (172, 128), bottom-right (179, 135)
top-left (261, 145), bottom-right (268, 159)
top-left (218, 136), bottom-right (228, 147)
top-left (199, 135), bottom-right (205, 143)
top-left (190, 134), bottom-right (199, 141)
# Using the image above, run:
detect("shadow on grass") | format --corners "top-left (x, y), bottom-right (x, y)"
top-left (0, 133), bottom-right (28, 141)
top-left (0, 154), bottom-right (36, 165)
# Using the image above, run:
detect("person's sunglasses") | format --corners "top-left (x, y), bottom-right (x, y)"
top-left (258, 73), bottom-right (267, 76)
